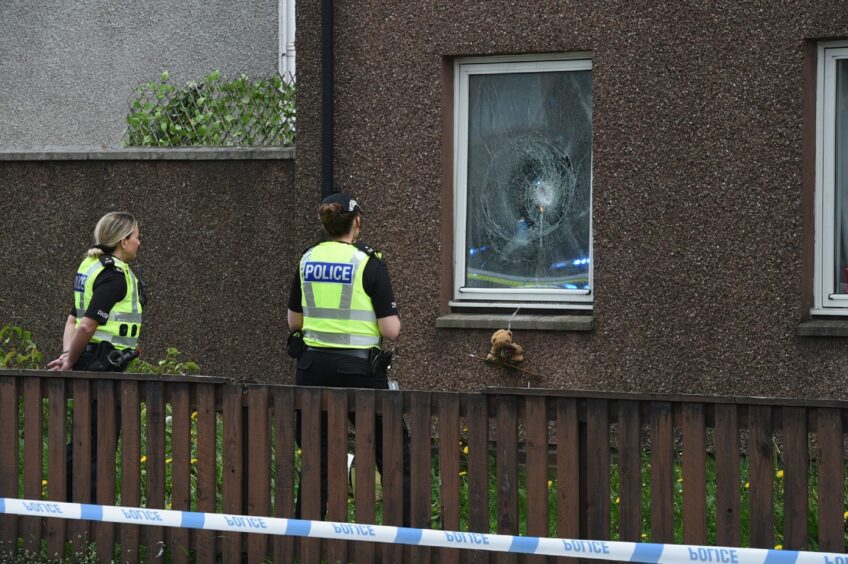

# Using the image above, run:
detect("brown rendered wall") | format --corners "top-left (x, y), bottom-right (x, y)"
top-left (295, 3), bottom-right (848, 398)
top-left (0, 153), bottom-right (313, 382)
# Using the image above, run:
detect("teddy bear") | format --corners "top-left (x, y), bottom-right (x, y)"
top-left (486, 329), bottom-right (525, 364)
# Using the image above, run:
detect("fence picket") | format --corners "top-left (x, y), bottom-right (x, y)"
top-left (382, 390), bottom-right (405, 563)
top-left (22, 377), bottom-right (42, 556)
top-left (299, 386), bottom-right (322, 563)
top-left (273, 386), bottom-right (295, 563)
top-left (467, 393), bottom-right (490, 564)
top-left (816, 408), bottom-right (845, 553)
top-left (438, 392), bottom-right (461, 564)
top-left (195, 383), bottom-right (217, 562)
top-left (222, 384), bottom-right (243, 563)
top-left (782, 407), bottom-right (808, 550)
top-left (95, 380), bottom-right (117, 562)
top-left (45, 379), bottom-right (67, 561)
top-left (650, 401), bottom-right (674, 542)
top-left (0, 377), bottom-right (16, 557)
top-left (353, 390), bottom-right (376, 563)
top-left (526, 396), bottom-right (549, 564)
top-left (556, 398), bottom-right (579, 564)
top-left (748, 405), bottom-right (773, 548)
top-left (497, 395), bottom-right (519, 564)
top-left (409, 391), bottom-right (432, 564)
top-left (246, 386), bottom-right (270, 562)
top-left (146, 381), bottom-right (166, 561)
top-left (70, 379), bottom-right (92, 555)
top-left (682, 403), bottom-right (706, 545)
top-left (326, 388), bottom-right (349, 564)
top-left (170, 383), bottom-right (192, 564)
top-left (120, 380), bottom-right (141, 564)
top-left (617, 400), bottom-right (641, 542)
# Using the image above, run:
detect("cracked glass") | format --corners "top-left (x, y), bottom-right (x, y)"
top-left (465, 69), bottom-right (592, 292)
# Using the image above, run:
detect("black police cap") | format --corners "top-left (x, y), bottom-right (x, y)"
top-left (322, 192), bottom-right (363, 215)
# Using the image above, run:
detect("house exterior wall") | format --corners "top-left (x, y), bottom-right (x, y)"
top-left (294, 2), bottom-right (848, 397)
top-left (0, 0), bottom-right (279, 147)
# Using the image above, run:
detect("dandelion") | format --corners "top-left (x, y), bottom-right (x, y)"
top-left (459, 471), bottom-right (467, 477)
top-left (140, 455), bottom-right (147, 463)
top-left (615, 496), bottom-right (620, 504)
top-left (775, 470), bottom-right (784, 479)
top-left (774, 545), bottom-right (782, 550)
top-left (641, 533), bottom-right (647, 539)
top-left (744, 482), bottom-right (750, 489)
top-left (462, 446), bottom-right (469, 455)
top-left (166, 458), bottom-right (172, 464)
top-left (191, 411), bottom-right (198, 421)
top-left (191, 458), bottom-right (198, 465)
top-left (844, 510), bottom-right (848, 520)
top-left (41, 480), bottom-right (47, 487)
top-left (547, 480), bottom-right (553, 490)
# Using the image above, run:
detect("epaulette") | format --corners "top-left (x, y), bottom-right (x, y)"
top-left (355, 242), bottom-right (384, 261)
top-left (98, 254), bottom-right (116, 268)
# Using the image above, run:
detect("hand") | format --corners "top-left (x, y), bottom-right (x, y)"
top-left (47, 354), bottom-right (72, 371)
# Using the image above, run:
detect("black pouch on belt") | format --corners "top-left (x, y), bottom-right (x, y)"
top-left (370, 348), bottom-right (394, 376)
top-left (287, 330), bottom-right (305, 359)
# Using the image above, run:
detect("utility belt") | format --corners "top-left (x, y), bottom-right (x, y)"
top-left (305, 346), bottom-right (370, 360)
top-left (79, 341), bottom-right (138, 372)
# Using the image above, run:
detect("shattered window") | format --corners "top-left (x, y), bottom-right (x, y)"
top-left (457, 57), bottom-right (592, 303)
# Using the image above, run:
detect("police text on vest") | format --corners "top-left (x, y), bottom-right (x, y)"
top-left (304, 262), bottom-right (354, 284)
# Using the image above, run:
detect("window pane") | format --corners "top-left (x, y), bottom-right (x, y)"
top-left (836, 60), bottom-right (848, 294)
top-left (465, 69), bottom-right (592, 292)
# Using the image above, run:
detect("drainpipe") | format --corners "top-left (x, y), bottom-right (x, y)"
top-left (320, 0), bottom-right (335, 199)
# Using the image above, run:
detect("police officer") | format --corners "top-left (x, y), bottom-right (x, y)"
top-left (287, 192), bottom-right (410, 525)
top-left (47, 211), bottom-right (143, 502)
top-left (48, 211), bottom-right (143, 372)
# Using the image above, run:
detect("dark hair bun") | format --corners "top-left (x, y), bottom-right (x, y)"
top-left (318, 202), bottom-right (343, 225)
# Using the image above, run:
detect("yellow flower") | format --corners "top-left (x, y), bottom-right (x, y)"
top-left (140, 455), bottom-right (147, 463)
top-left (774, 545), bottom-right (782, 550)
top-left (641, 533), bottom-right (647, 539)
top-left (462, 446), bottom-right (469, 455)
top-left (547, 480), bottom-right (553, 489)
top-left (615, 497), bottom-right (620, 504)
top-left (295, 448), bottom-right (301, 456)
top-left (844, 510), bottom-right (848, 520)
top-left (744, 482), bottom-right (750, 489)
top-left (458, 471), bottom-right (467, 477)
top-left (191, 458), bottom-right (198, 465)
top-left (775, 470), bottom-right (784, 479)
top-left (166, 458), bottom-right (172, 464)
top-left (41, 480), bottom-right (47, 487)
top-left (191, 411), bottom-right (198, 421)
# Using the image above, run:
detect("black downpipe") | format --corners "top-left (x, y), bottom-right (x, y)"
top-left (320, 0), bottom-right (335, 199)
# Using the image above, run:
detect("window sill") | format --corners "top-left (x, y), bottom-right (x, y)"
top-left (797, 319), bottom-right (848, 337)
top-left (435, 313), bottom-right (594, 332)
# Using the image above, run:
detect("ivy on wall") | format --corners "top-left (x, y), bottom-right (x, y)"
top-left (124, 70), bottom-right (295, 147)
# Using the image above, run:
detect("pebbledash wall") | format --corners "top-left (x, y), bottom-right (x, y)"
top-left (0, 148), bottom-right (310, 382)
top-left (292, 2), bottom-right (848, 398)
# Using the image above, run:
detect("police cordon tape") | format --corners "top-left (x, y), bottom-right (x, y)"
top-left (1, 498), bottom-right (845, 564)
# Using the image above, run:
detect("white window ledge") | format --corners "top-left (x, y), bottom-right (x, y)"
top-left (436, 313), bottom-right (593, 331)
top-left (797, 319), bottom-right (848, 337)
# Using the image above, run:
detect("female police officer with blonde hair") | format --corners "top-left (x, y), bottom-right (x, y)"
top-left (287, 192), bottom-right (410, 525)
top-left (48, 211), bottom-right (143, 372)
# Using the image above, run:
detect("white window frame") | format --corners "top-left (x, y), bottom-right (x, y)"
top-left (452, 53), bottom-right (593, 310)
top-left (814, 41), bottom-right (848, 315)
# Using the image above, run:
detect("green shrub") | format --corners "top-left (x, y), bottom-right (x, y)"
top-left (0, 325), bottom-right (42, 369)
top-left (124, 70), bottom-right (296, 147)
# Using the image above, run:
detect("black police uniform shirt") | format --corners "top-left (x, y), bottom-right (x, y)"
top-left (287, 245), bottom-right (399, 320)
top-left (68, 268), bottom-right (128, 325)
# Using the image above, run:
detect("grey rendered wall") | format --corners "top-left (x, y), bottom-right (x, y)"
top-left (0, 1), bottom-right (279, 147)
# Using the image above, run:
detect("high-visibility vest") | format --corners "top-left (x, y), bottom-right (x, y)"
top-left (74, 255), bottom-right (142, 349)
top-left (299, 241), bottom-right (381, 349)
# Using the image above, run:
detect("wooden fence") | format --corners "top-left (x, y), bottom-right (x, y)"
top-left (0, 370), bottom-right (845, 563)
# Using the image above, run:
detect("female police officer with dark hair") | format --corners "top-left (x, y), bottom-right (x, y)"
top-left (287, 192), bottom-right (410, 525)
